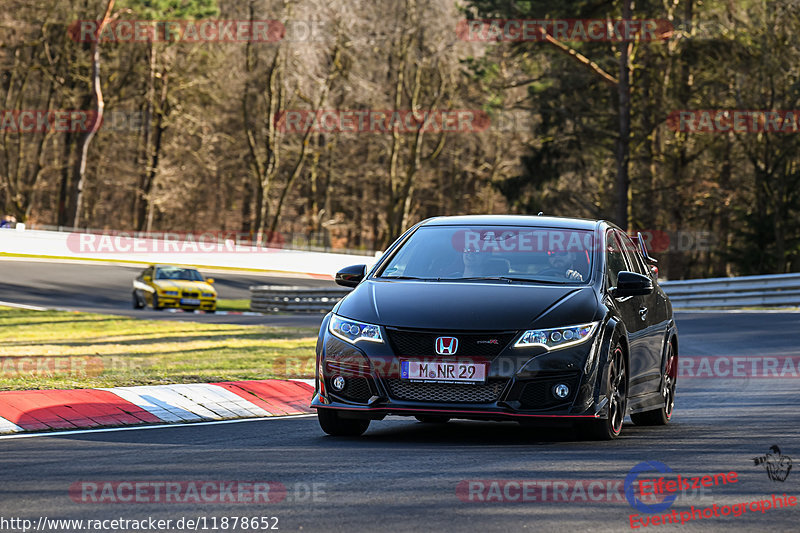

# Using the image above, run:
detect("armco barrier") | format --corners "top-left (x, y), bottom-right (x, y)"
top-left (660, 273), bottom-right (800, 309)
top-left (250, 285), bottom-right (352, 314)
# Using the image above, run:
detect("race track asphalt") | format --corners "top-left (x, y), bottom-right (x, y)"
top-left (1, 311), bottom-right (798, 532)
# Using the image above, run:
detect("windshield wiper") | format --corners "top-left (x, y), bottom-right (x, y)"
top-left (444, 276), bottom-right (573, 284)
top-left (379, 275), bottom-right (432, 281)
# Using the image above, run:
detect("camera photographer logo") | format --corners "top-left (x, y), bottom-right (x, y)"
top-left (753, 445), bottom-right (792, 482)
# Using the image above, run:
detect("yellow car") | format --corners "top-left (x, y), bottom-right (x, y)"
top-left (132, 265), bottom-right (217, 312)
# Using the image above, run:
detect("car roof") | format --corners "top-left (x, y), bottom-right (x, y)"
top-left (420, 214), bottom-right (604, 231)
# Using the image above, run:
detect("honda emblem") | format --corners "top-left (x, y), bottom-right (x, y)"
top-left (435, 336), bottom-right (458, 355)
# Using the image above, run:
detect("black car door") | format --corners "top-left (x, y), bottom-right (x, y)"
top-left (617, 231), bottom-right (666, 395)
top-left (604, 230), bottom-right (650, 398)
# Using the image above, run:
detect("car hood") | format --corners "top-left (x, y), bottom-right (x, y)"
top-left (153, 280), bottom-right (215, 293)
top-left (335, 279), bottom-right (598, 330)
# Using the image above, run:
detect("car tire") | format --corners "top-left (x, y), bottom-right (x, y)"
top-left (581, 341), bottom-right (628, 440)
top-left (317, 408), bottom-right (370, 436)
top-left (152, 293), bottom-right (162, 311)
top-left (631, 342), bottom-right (676, 426)
top-left (132, 291), bottom-right (144, 309)
top-left (415, 416), bottom-right (451, 424)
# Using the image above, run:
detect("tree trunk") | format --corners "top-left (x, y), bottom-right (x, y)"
top-left (144, 98), bottom-right (167, 233)
top-left (71, 0), bottom-right (115, 229)
top-left (614, 0), bottom-right (632, 230)
top-left (666, 0), bottom-right (693, 280)
top-left (134, 38), bottom-right (155, 230)
top-left (57, 130), bottom-right (74, 227)
top-left (240, 176), bottom-right (253, 237)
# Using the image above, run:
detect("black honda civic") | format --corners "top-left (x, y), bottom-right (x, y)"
top-left (312, 215), bottom-right (678, 440)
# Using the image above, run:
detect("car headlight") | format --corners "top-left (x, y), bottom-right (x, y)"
top-left (163, 290), bottom-right (179, 296)
top-left (515, 322), bottom-right (599, 351)
top-left (202, 292), bottom-right (215, 297)
top-left (329, 314), bottom-right (383, 344)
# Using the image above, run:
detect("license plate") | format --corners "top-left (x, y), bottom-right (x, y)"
top-left (180, 298), bottom-right (201, 305)
top-left (401, 360), bottom-right (486, 383)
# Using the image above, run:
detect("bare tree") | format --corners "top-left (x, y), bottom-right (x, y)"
top-left (71, 0), bottom-right (115, 228)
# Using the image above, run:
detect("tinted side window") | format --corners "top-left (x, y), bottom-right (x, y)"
top-left (618, 232), bottom-right (647, 276)
top-left (605, 231), bottom-right (627, 287)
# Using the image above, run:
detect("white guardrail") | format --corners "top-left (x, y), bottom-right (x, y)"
top-left (660, 273), bottom-right (800, 309)
top-left (0, 227), bottom-right (375, 278)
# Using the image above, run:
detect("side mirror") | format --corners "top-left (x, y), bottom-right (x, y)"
top-left (613, 271), bottom-right (653, 297)
top-left (335, 264), bottom-right (367, 288)
top-left (143, 275), bottom-right (152, 282)
top-left (206, 278), bottom-right (215, 284)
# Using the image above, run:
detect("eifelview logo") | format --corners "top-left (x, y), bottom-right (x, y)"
top-left (753, 446), bottom-right (792, 482)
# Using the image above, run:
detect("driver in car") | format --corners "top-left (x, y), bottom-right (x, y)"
top-left (461, 245), bottom-right (491, 277)
top-left (542, 250), bottom-right (584, 281)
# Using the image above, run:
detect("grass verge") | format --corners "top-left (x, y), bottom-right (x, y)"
top-left (216, 299), bottom-right (251, 312)
top-left (0, 307), bottom-right (317, 390)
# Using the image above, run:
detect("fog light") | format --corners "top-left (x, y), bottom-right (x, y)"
top-left (332, 375), bottom-right (345, 391)
top-left (553, 383), bottom-right (570, 399)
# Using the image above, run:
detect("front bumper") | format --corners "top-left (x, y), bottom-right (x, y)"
top-left (156, 295), bottom-right (216, 311)
top-left (312, 328), bottom-right (608, 423)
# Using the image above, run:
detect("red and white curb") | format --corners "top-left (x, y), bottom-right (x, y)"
top-left (0, 379), bottom-right (315, 435)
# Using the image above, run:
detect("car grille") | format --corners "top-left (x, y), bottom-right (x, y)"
top-left (384, 379), bottom-right (507, 403)
top-left (519, 371), bottom-right (580, 410)
top-left (182, 291), bottom-right (200, 298)
top-left (386, 329), bottom-right (515, 358)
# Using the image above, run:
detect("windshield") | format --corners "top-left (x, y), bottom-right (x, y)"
top-left (155, 267), bottom-right (205, 281)
top-left (378, 226), bottom-right (594, 284)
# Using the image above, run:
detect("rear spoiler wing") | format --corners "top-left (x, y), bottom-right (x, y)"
top-left (631, 232), bottom-right (658, 264)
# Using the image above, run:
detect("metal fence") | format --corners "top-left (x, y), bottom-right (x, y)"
top-left (250, 285), bottom-right (351, 314)
top-left (660, 273), bottom-right (800, 309)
